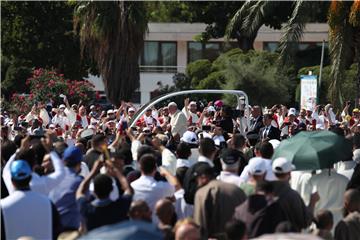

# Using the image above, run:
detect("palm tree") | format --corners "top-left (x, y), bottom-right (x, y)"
top-left (226, 0), bottom-right (360, 108)
top-left (73, 1), bottom-right (148, 105)
top-left (327, 1), bottom-right (360, 107)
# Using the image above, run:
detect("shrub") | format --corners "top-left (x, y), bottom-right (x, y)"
top-left (6, 68), bottom-right (95, 115)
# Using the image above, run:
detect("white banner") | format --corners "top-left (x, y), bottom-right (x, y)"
top-left (300, 75), bottom-right (317, 111)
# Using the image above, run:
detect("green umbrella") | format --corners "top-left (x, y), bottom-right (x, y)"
top-left (272, 131), bottom-right (352, 170)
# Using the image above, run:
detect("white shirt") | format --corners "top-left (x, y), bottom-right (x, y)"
top-left (188, 148), bottom-right (200, 166)
top-left (143, 115), bottom-right (160, 128)
top-left (1, 190), bottom-right (53, 239)
top-left (79, 162), bottom-right (90, 178)
top-left (131, 140), bottom-right (143, 161)
top-left (170, 110), bottom-right (188, 137)
top-left (4, 152), bottom-right (65, 196)
top-left (198, 156), bottom-right (214, 168)
top-left (80, 115), bottom-right (89, 128)
top-left (64, 108), bottom-right (77, 125)
top-left (213, 135), bottom-right (225, 146)
top-left (240, 158), bottom-right (277, 182)
top-left (290, 170), bottom-right (313, 205)
top-left (335, 161), bottom-right (356, 180)
top-left (174, 189), bottom-right (194, 220)
top-left (177, 158), bottom-right (191, 168)
top-left (131, 175), bottom-right (175, 218)
top-left (161, 148), bottom-right (177, 176)
top-left (51, 114), bottom-right (71, 130)
top-left (217, 171), bottom-right (243, 187)
top-left (305, 169), bottom-right (349, 227)
top-left (182, 108), bottom-right (199, 124)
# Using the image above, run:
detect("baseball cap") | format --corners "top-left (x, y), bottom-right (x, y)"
top-left (220, 149), bottom-right (241, 165)
top-left (63, 146), bottom-right (83, 165)
top-left (10, 160), bottom-right (32, 180)
top-left (181, 130), bottom-right (198, 145)
top-left (59, 104), bottom-right (66, 109)
top-left (207, 106), bottom-right (216, 112)
top-left (269, 139), bottom-right (281, 149)
top-left (353, 108), bottom-right (359, 113)
top-left (128, 107), bottom-right (135, 112)
top-left (107, 109), bottom-right (114, 114)
top-left (288, 108), bottom-right (296, 116)
top-left (214, 100), bottom-right (223, 108)
top-left (247, 157), bottom-right (266, 175)
top-left (90, 105), bottom-right (95, 110)
top-left (272, 157), bottom-right (295, 174)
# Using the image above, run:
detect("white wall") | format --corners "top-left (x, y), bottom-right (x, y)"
top-left (139, 72), bottom-right (175, 103)
top-left (87, 72), bottom-right (176, 104)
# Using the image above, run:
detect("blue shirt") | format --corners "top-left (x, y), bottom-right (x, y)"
top-left (49, 167), bottom-right (83, 230)
top-left (78, 195), bottom-right (132, 231)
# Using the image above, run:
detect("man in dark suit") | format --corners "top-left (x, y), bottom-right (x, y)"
top-left (248, 106), bottom-right (264, 134)
top-left (259, 113), bottom-right (281, 141)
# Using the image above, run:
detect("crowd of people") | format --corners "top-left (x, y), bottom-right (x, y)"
top-left (1, 94), bottom-right (360, 240)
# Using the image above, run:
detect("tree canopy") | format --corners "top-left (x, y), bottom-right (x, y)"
top-left (1, 1), bottom-right (93, 98)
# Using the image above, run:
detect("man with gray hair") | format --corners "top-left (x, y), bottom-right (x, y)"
top-left (168, 102), bottom-right (187, 139)
top-left (217, 149), bottom-right (243, 187)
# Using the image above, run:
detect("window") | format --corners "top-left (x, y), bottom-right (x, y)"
top-left (140, 41), bottom-right (177, 72)
top-left (263, 42), bottom-right (328, 52)
top-left (188, 42), bottom-right (222, 63)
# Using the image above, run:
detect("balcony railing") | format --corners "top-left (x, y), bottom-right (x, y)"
top-left (139, 65), bottom-right (186, 73)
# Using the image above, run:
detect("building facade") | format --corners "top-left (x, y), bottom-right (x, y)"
top-left (88, 23), bottom-right (328, 105)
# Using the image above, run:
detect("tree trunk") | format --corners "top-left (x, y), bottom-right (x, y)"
top-left (355, 28), bottom-right (360, 108)
top-left (236, 35), bottom-right (255, 51)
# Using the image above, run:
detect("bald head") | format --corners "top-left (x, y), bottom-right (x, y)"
top-left (175, 219), bottom-right (201, 240)
top-left (129, 200), bottom-right (152, 222)
top-left (344, 189), bottom-right (360, 214)
top-left (155, 198), bottom-right (175, 226)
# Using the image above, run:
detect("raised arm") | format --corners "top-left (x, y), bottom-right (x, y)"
top-left (76, 160), bottom-right (103, 199)
top-left (105, 160), bottom-right (133, 196)
top-left (159, 166), bottom-right (181, 191)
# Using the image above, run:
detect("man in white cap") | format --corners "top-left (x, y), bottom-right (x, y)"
top-left (183, 98), bottom-right (199, 125)
top-left (239, 157), bottom-right (266, 196)
top-left (168, 102), bottom-right (187, 139)
top-left (272, 157), bottom-right (320, 231)
top-left (51, 104), bottom-right (71, 130)
top-left (180, 128), bottom-right (200, 165)
top-left (279, 107), bottom-right (298, 138)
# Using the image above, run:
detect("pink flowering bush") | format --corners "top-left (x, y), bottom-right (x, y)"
top-left (9, 68), bottom-right (95, 114)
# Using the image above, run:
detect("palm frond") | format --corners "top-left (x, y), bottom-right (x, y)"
top-left (278, 0), bottom-right (310, 64)
top-left (225, 0), bottom-right (255, 40)
top-left (242, 0), bottom-right (277, 38)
